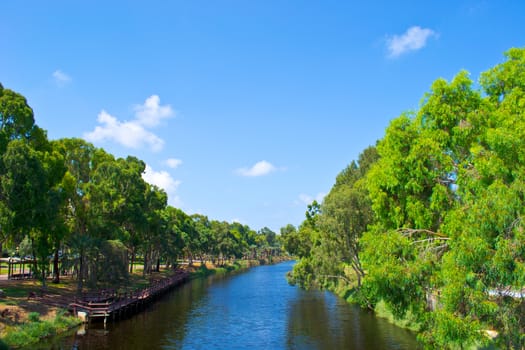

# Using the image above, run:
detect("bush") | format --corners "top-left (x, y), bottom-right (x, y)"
top-left (28, 311), bottom-right (41, 322)
top-left (3, 309), bottom-right (80, 348)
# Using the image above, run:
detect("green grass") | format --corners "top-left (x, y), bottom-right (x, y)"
top-left (3, 287), bottom-right (31, 298)
top-left (374, 300), bottom-right (422, 332)
top-left (3, 310), bottom-right (81, 348)
top-left (189, 264), bottom-right (229, 279)
top-left (0, 286), bottom-right (31, 307)
top-left (317, 272), bottom-right (423, 334)
top-left (0, 299), bottom-right (18, 306)
top-left (189, 261), bottom-right (251, 280)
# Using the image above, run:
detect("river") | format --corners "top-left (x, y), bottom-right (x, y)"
top-left (37, 261), bottom-right (420, 349)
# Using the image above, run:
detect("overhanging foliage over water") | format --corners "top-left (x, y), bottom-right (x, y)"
top-left (284, 47), bottom-right (525, 349)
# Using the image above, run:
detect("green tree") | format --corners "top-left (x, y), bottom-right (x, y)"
top-left (0, 83), bottom-right (44, 153)
top-left (286, 148), bottom-right (378, 290)
top-left (161, 206), bottom-right (186, 267)
top-left (53, 138), bottom-right (101, 291)
top-left (2, 140), bottom-right (65, 287)
top-left (0, 84), bottom-right (48, 253)
top-left (141, 185), bottom-right (167, 274)
top-left (318, 146), bottom-right (378, 288)
top-left (88, 156), bottom-right (148, 276)
top-left (192, 214), bottom-right (214, 263)
top-left (362, 48), bottom-right (525, 348)
top-left (286, 48), bottom-right (525, 348)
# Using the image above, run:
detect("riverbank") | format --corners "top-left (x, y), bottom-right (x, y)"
top-left (329, 281), bottom-right (494, 349)
top-left (188, 256), bottom-right (290, 279)
top-left (286, 267), bottom-right (422, 339)
top-left (0, 257), bottom-right (287, 348)
top-left (0, 277), bottom-right (83, 349)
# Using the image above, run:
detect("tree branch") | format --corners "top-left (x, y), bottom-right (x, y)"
top-left (319, 274), bottom-right (353, 284)
top-left (410, 237), bottom-right (450, 245)
top-left (397, 228), bottom-right (448, 238)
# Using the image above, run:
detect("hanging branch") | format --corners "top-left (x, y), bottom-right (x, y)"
top-left (396, 228), bottom-right (451, 258)
top-left (410, 237), bottom-right (450, 245)
top-left (505, 216), bottom-right (522, 238)
top-left (397, 228), bottom-right (449, 238)
top-left (320, 274), bottom-right (353, 284)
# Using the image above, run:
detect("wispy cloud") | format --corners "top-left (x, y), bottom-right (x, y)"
top-left (386, 26), bottom-right (437, 58)
top-left (134, 95), bottom-right (174, 127)
top-left (83, 95), bottom-right (174, 152)
top-left (236, 160), bottom-right (277, 177)
top-left (165, 158), bottom-right (183, 169)
top-left (142, 164), bottom-right (182, 207)
top-left (297, 192), bottom-right (325, 205)
top-left (52, 69), bottom-right (72, 86)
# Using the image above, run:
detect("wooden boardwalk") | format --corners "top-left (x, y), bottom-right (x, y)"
top-left (68, 270), bottom-right (189, 325)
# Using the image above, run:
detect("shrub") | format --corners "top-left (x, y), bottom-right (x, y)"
top-left (28, 311), bottom-right (41, 322)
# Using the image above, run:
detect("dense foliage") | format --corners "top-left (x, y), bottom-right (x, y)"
top-left (0, 83), bottom-right (281, 291)
top-left (287, 48), bottom-right (525, 348)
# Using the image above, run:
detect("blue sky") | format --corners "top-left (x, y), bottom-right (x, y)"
top-left (1, 1), bottom-right (524, 232)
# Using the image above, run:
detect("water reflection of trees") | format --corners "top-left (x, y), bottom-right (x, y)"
top-left (286, 290), bottom-right (420, 350)
top-left (42, 276), bottom-right (220, 350)
top-left (286, 290), bottom-right (340, 349)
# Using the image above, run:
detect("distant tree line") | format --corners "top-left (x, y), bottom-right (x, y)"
top-left (0, 83), bottom-right (281, 291)
top-left (282, 48), bottom-right (525, 349)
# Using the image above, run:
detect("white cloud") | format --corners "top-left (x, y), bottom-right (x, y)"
top-left (298, 192), bottom-right (326, 205)
top-left (134, 95), bottom-right (174, 127)
top-left (52, 70), bottom-right (71, 86)
top-left (387, 26), bottom-right (436, 58)
top-left (84, 95), bottom-right (174, 152)
top-left (236, 160), bottom-right (276, 177)
top-left (84, 110), bottom-right (165, 151)
top-left (142, 164), bottom-right (181, 193)
top-left (142, 164), bottom-right (182, 207)
top-left (165, 158), bottom-right (183, 169)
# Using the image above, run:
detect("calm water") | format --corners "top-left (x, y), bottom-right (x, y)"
top-left (39, 261), bottom-right (419, 349)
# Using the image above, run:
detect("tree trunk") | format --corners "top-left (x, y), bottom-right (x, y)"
top-left (129, 248), bottom-right (135, 274)
top-left (352, 265), bottom-right (362, 287)
top-left (143, 249), bottom-right (148, 276)
top-left (89, 255), bottom-right (98, 289)
top-left (31, 243), bottom-right (46, 290)
top-left (77, 252), bottom-right (84, 294)
top-left (52, 248), bottom-right (60, 283)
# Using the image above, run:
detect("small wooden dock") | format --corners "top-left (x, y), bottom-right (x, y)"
top-left (69, 270), bottom-right (189, 325)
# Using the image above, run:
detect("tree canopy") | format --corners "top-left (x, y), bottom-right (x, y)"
top-left (286, 47), bottom-right (525, 349)
top-left (0, 84), bottom-right (283, 293)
